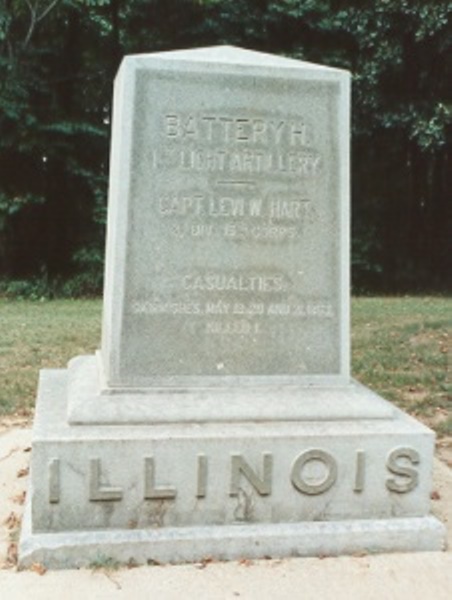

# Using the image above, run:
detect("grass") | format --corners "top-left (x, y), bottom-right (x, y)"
top-left (0, 299), bottom-right (101, 415)
top-left (352, 296), bottom-right (451, 435)
top-left (0, 296), bottom-right (450, 436)
top-left (89, 554), bottom-right (121, 571)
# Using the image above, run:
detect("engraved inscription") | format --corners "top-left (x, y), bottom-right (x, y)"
top-left (157, 188), bottom-right (309, 218)
top-left (290, 449), bottom-right (338, 496)
top-left (151, 111), bottom-right (321, 250)
top-left (230, 453), bottom-right (273, 497)
top-left (354, 450), bottom-right (366, 493)
top-left (131, 298), bottom-right (334, 320)
top-left (119, 72), bottom-right (344, 379)
top-left (386, 447), bottom-right (420, 493)
top-left (163, 114), bottom-right (311, 146)
top-left (182, 273), bottom-right (286, 293)
top-left (196, 454), bottom-right (208, 499)
top-left (156, 190), bottom-right (314, 244)
top-left (128, 121), bottom-right (335, 359)
top-left (144, 457), bottom-right (177, 500)
top-left (169, 221), bottom-right (300, 242)
top-left (48, 446), bottom-right (421, 506)
top-left (170, 149), bottom-right (321, 175)
top-left (89, 458), bottom-right (123, 502)
top-left (206, 319), bottom-right (260, 336)
top-left (48, 458), bottom-right (60, 504)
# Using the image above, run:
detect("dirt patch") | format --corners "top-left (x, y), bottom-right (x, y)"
top-left (437, 437), bottom-right (452, 469)
top-left (0, 416), bottom-right (32, 435)
top-left (0, 429), bottom-right (31, 568)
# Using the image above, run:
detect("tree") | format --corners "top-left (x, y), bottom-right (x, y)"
top-left (332, 1), bottom-right (452, 291)
top-left (0, 0), bottom-right (110, 288)
top-left (0, 0), bottom-right (450, 294)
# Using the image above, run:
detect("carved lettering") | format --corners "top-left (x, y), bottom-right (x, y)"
top-left (157, 148), bottom-right (321, 175)
top-left (182, 273), bottom-right (286, 293)
top-left (191, 224), bottom-right (213, 238)
top-left (130, 295), bottom-right (334, 324)
top-left (89, 458), bottom-right (123, 502)
top-left (206, 301), bottom-right (230, 315)
top-left (267, 303), bottom-right (291, 316)
top-left (131, 300), bottom-right (201, 315)
top-left (48, 458), bottom-right (60, 504)
top-left (386, 447), bottom-right (420, 493)
top-left (209, 196), bottom-right (245, 217)
top-left (163, 114), bottom-right (311, 147)
top-left (164, 114), bottom-right (180, 137)
top-left (252, 118), bottom-right (266, 143)
top-left (230, 453), bottom-right (273, 496)
top-left (144, 457), bottom-right (177, 500)
top-left (157, 193), bottom-right (272, 220)
top-left (291, 449), bottom-right (338, 495)
top-left (165, 114), bottom-right (196, 138)
top-left (207, 319), bottom-right (259, 336)
top-left (269, 198), bottom-right (309, 220)
top-left (290, 122), bottom-right (308, 145)
top-left (44, 445), bottom-right (425, 512)
top-left (158, 194), bottom-right (204, 217)
top-left (197, 454), bottom-right (208, 498)
top-left (354, 450), bottom-right (366, 493)
top-left (222, 223), bottom-right (298, 241)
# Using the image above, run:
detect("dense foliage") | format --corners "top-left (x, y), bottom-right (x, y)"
top-left (0, 0), bottom-right (451, 295)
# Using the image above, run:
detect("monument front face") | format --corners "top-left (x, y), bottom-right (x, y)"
top-left (102, 48), bottom-right (350, 387)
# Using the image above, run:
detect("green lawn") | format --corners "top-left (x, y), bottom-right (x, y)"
top-left (0, 299), bottom-right (101, 415)
top-left (352, 296), bottom-right (451, 436)
top-left (0, 297), bottom-right (450, 436)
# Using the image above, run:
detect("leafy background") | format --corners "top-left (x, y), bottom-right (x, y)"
top-left (0, 0), bottom-right (451, 296)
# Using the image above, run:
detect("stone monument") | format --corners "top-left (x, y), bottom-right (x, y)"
top-left (20, 47), bottom-right (445, 568)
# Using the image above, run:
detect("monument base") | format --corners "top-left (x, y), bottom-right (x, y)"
top-left (67, 355), bottom-right (395, 424)
top-left (19, 364), bottom-right (447, 569)
top-left (20, 507), bottom-right (445, 569)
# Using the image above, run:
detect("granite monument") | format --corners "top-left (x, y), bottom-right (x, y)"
top-left (19, 47), bottom-right (445, 568)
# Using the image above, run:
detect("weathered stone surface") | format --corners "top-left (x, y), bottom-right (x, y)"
top-left (32, 370), bottom-right (435, 532)
top-left (100, 46), bottom-right (350, 389)
top-left (67, 355), bottom-right (394, 424)
top-left (20, 510), bottom-right (446, 570)
top-left (20, 369), bottom-right (445, 567)
top-left (19, 47), bottom-right (446, 569)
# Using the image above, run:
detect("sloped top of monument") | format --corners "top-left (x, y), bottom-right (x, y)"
top-left (122, 45), bottom-right (349, 77)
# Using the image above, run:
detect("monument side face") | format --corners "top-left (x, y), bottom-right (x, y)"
top-left (101, 48), bottom-right (350, 388)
